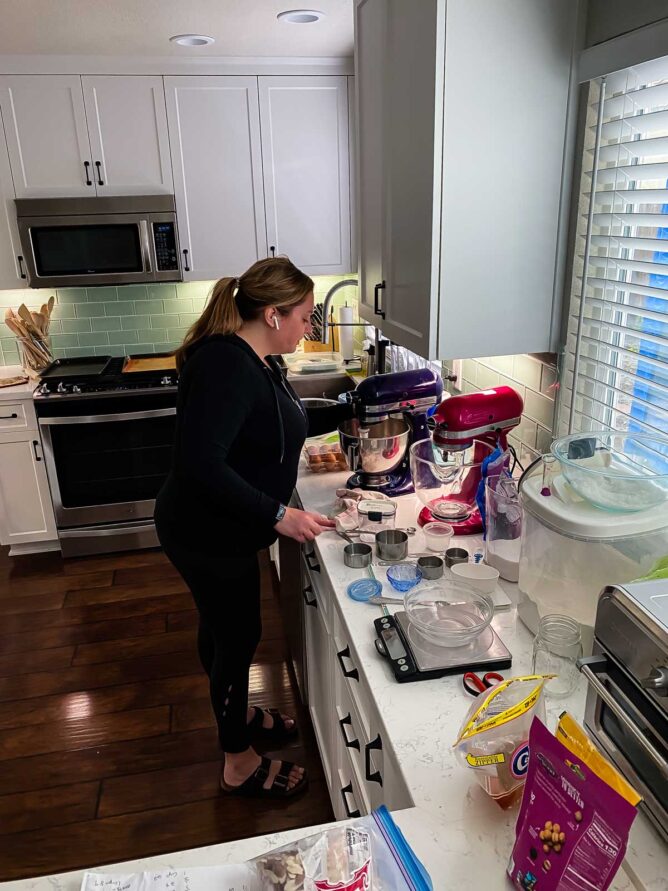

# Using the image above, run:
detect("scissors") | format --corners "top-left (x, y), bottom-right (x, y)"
top-left (462, 671), bottom-right (504, 697)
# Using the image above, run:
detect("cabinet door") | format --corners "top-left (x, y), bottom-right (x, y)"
top-left (0, 434), bottom-right (57, 546)
top-left (303, 583), bottom-right (334, 789)
top-left (0, 108), bottom-right (27, 289)
top-left (258, 76), bottom-right (351, 275)
top-left (0, 75), bottom-right (93, 198)
top-left (82, 76), bottom-right (173, 196)
top-left (164, 76), bottom-right (267, 280)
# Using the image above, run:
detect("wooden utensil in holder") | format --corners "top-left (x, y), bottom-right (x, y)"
top-left (4, 304), bottom-right (54, 377)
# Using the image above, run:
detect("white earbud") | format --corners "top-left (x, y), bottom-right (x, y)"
top-left (273, 316), bottom-right (280, 330)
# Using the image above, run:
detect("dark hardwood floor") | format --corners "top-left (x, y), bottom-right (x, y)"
top-left (0, 544), bottom-right (333, 880)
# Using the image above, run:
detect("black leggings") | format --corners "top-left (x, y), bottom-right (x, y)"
top-left (158, 533), bottom-right (262, 753)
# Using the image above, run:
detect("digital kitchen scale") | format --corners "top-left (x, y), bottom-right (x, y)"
top-left (374, 612), bottom-right (512, 683)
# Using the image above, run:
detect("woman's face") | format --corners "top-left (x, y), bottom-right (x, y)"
top-left (274, 292), bottom-right (315, 353)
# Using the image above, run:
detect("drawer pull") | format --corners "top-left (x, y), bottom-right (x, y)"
top-left (303, 585), bottom-right (317, 608)
top-left (32, 440), bottom-right (42, 462)
top-left (340, 782), bottom-right (361, 819)
top-left (338, 713), bottom-right (360, 751)
top-left (0, 413), bottom-right (18, 420)
top-left (365, 734), bottom-right (383, 786)
top-left (304, 550), bottom-right (321, 573)
top-left (336, 646), bottom-right (359, 682)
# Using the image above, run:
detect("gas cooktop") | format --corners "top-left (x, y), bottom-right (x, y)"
top-left (33, 355), bottom-right (178, 398)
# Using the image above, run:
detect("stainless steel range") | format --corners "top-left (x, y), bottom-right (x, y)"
top-left (579, 579), bottom-right (668, 842)
top-left (34, 355), bottom-right (177, 557)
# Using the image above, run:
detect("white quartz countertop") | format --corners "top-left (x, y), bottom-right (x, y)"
top-left (5, 463), bottom-right (666, 891)
top-left (0, 365), bottom-right (36, 402)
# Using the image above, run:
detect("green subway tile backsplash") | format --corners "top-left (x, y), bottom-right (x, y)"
top-left (0, 274), bottom-right (357, 366)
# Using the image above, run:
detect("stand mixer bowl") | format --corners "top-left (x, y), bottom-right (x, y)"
top-left (338, 418), bottom-right (410, 484)
top-left (410, 438), bottom-right (497, 521)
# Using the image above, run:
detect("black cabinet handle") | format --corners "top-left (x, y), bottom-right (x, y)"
top-left (336, 646), bottom-right (359, 682)
top-left (302, 584), bottom-right (317, 608)
top-left (182, 248), bottom-right (190, 272)
top-left (0, 412), bottom-right (18, 420)
top-left (32, 440), bottom-right (42, 462)
top-left (83, 161), bottom-right (93, 186)
top-left (270, 245), bottom-right (276, 257)
top-left (95, 161), bottom-right (104, 186)
top-left (338, 713), bottom-right (360, 751)
top-left (17, 256), bottom-right (27, 279)
top-left (365, 734), bottom-right (383, 786)
top-left (374, 281), bottom-right (386, 319)
top-left (340, 782), bottom-right (361, 819)
top-left (305, 551), bottom-right (320, 573)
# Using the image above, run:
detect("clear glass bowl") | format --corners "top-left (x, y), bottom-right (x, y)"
top-left (410, 438), bottom-right (497, 521)
top-left (551, 431), bottom-right (668, 512)
top-left (386, 563), bottom-right (422, 592)
top-left (404, 580), bottom-right (493, 647)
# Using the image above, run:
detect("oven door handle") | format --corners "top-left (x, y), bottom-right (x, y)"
top-left (578, 656), bottom-right (668, 778)
top-left (58, 522), bottom-right (156, 539)
top-left (38, 407), bottom-right (176, 425)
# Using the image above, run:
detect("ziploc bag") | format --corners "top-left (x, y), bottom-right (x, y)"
top-left (508, 717), bottom-right (638, 891)
top-left (454, 675), bottom-right (550, 808)
top-left (252, 806), bottom-right (432, 890)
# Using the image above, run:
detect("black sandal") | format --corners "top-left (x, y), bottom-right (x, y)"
top-left (220, 755), bottom-right (308, 799)
top-left (247, 706), bottom-right (298, 744)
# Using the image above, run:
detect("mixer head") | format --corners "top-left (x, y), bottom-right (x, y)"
top-left (344, 367), bottom-right (443, 423)
top-left (432, 386), bottom-right (524, 457)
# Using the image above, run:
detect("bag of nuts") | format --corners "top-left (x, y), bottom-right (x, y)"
top-left (508, 717), bottom-right (638, 891)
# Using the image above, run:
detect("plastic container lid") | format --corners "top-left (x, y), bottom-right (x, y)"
top-left (521, 473), bottom-right (668, 541)
top-left (358, 499), bottom-right (397, 518)
top-left (285, 352), bottom-right (344, 375)
top-left (347, 578), bottom-right (383, 602)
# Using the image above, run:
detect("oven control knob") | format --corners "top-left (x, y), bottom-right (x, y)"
top-left (57, 382), bottom-right (67, 393)
top-left (160, 376), bottom-right (172, 386)
top-left (641, 666), bottom-right (668, 696)
top-left (72, 385), bottom-right (81, 394)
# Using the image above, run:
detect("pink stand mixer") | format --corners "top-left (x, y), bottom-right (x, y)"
top-left (410, 386), bottom-right (524, 534)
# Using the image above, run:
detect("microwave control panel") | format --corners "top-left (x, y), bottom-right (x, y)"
top-left (153, 222), bottom-right (179, 271)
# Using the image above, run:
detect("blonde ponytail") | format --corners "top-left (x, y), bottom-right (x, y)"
top-left (175, 257), bottom-right (313, 371)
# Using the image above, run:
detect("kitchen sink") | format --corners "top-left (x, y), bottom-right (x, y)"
top-left (288, 372), bottom-right (357, 400)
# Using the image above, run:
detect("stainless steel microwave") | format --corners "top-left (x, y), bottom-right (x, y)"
top-left (16, 195), bottom-right (183, 288)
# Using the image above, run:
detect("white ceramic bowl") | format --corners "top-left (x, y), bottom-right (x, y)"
top-left (450, 562), bottom-right (500, 594)
top-left (423, 521), bottom-right (454, 552)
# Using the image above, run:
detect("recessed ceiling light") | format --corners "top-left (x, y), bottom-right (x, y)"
top-left (170, 34), bottom-right (215, 47)
top-left (277, 9), bottom-right (325, 24)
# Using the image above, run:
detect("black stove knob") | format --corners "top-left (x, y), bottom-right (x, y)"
top-left (160, 376), bottom-right (173, 386)
top-left (57, 382), bottom-right (67, 393)
top-left (72, 385), bottom-right (81, 394)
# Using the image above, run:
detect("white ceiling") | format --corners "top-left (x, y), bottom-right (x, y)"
top-left (0, 0), bottom-right (354, 58)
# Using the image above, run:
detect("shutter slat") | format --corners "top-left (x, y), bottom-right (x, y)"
top-left (596, 135), bottom-right (668, 163)
top-left (579, 317), bottom-right (668, 352)
top-left (587, 255), bottom-right (668, 278)
top-left (576, 371), bottom-right (668, 425)
top-left (577, 294), bottom-right (668, 327)
top-left (580, 334), bottom-right (668, 378)
top-left (592, 212), bottom-right (668, 227)
top-left (590, 235), bottom-right (668, 252)
top-left (598, 107), bottom-right (668, 139)
top-left (601, 80), bottom-right (668, 119)
top-left (593, 161), bottom-right (668, 186)
top-left (585, 277), bottom-right (668, 301)
top-left (593, 187), bottom-right (668, 206)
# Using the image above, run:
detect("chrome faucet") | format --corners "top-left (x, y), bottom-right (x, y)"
top-left (320, 278), bottom-right (361, 345)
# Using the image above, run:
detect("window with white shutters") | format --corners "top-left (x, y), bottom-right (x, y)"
top-left (559, 58), bottom-right (668, 468)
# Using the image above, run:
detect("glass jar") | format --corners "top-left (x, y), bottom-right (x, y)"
top-left (484, 475), bottom-right (522, 581)
top-left (17, 335), bottom-right (53, 378)
top-left (357, 499), bottom-right (397, 543)
top-left (532, 614), bottom-right (583, 698)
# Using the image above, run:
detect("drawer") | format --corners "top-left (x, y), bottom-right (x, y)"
top-left (302, 547), bottom-right (331, 622)
top-left (333, 733), bottom-right (369, 820)
top-left (0, 402), bottom-right (30, 432)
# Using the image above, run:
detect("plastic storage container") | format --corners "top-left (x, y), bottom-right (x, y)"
top-left (357, 498), bottom-right (397, 543)
top-left (518, 471), bottom-right (668, 653)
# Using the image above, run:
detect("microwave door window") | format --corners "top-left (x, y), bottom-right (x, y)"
top-left (31, 224), bottom-right (143, 276)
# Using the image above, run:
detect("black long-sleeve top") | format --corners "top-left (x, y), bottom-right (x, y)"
top-left (155, 334), bottom-right (349, 554)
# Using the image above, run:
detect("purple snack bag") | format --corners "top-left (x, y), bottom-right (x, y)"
top-left (508, 718), bottom-right (637, 891)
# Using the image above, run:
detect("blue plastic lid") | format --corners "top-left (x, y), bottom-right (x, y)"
top-left (347, 578), bottom-right (383, 602)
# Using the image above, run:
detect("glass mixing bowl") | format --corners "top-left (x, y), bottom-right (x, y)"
top-left (551, 431), bottom-right (668, 512)
top-left (404, 580), bottom-right (494, 647)
top-left (410, 438), bottom-right (497, 521)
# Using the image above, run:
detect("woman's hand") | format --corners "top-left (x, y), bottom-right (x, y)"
top-left (275, 507), bottom-right (336, 543)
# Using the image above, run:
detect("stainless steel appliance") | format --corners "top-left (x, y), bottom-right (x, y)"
top-left (580, 580), bottom-right (668, 841)
top-left (34, 356), bottom-right (178, 557)
top-left (16, 195), bottom-right (182, 288)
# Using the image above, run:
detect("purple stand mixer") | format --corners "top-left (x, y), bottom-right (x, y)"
top-left (337, 368), bottom-right (443, 497)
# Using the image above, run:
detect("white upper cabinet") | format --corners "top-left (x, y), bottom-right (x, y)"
top-left (258, 76), bottom-right (352, 275)
top-left (355, 0), bottom-right (578, 359)
top-left (0, 75), bottom-right (94, 198)
top-left (164, 76), bottom-right (268, 280)
top-left (82, 76), bottom-right (173, 196)
top-left (0, 110), bottom-right (27, 289)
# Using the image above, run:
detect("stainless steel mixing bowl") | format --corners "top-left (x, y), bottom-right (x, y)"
top-left (338, 418), bottom-right (410, 478)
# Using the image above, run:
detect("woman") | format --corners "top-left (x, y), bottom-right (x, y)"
top-left (155, 257), bottom-right (338, 800)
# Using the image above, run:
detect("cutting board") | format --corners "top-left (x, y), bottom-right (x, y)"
top-left (122, 355), bottom-right (177, 373)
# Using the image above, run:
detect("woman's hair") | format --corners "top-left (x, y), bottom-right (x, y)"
top-left (175, 256), bottom-right (314, 370)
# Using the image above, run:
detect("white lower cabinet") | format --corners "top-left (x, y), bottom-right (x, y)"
top-left (0, 428), bottom-right (57, 548)
top-left (302, 551), bottom-right (411, 817)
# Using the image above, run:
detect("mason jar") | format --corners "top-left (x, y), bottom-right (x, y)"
top-left (532, 614), bottom-right (583, 698)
